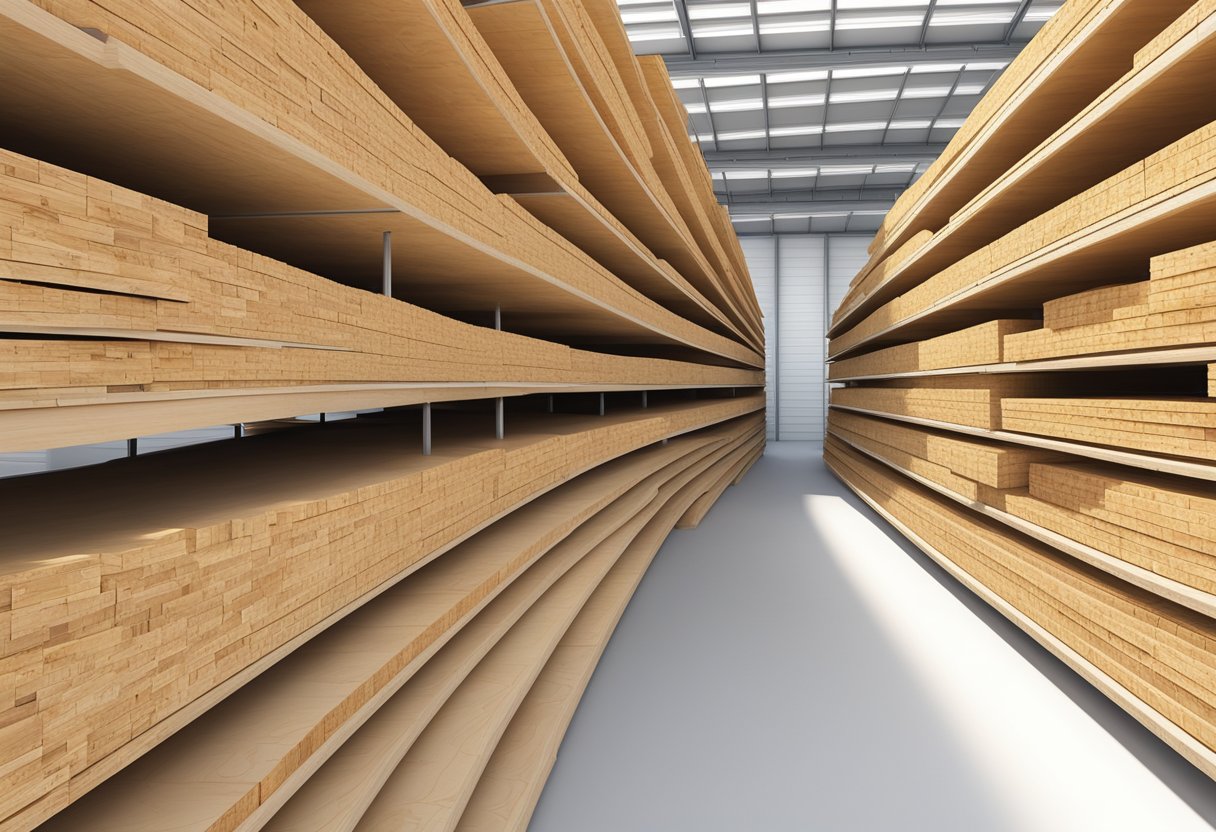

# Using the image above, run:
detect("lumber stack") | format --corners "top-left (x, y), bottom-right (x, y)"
top-left (0, 0), bottom-right (764, 829)
top-left (828, 0), bottom-right (1216, 784)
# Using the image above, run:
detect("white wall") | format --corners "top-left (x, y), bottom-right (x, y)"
top-left (741, 234), bottom-right (873, 441)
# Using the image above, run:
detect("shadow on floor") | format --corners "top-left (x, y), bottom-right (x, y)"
top-left (530, 441), bottom-right (1216, 831)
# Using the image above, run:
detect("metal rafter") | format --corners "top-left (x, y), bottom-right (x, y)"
top-left (818, 69), bottom-right (833, 149)
top-left (928, 66), bottom-right (966, 133)
top-left (698, 77), bottom-right (720, 152)
top-left (1003, 0), bottom-right (1035, 44)
top-left (749, 0), bottom-right (761, 52)
top-left (759, 72), bottom-right (772, 152)
top-left (673, 0), bottom-right (697, 59)
top-left (878, 67), bottom-right (912, 147)
top-left (918, 0), bottom-right (941, 49)
top-left (828, 0), bottom-right (837, 52)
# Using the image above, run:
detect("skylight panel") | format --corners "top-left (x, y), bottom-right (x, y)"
top-left (830, 88), bottom-right (899, 104)
top-left (887, 119), bottom-right (932, 129)
top-left (671, 78), bottom-right (702, 89)
top-left (758, 18), bottom-right (830, 34)
top-left (902, 85), bottom-right (950, 99)
top-left (620, 9), bottom-right (678, 23)
top-left (717, 128), bottom-right (769, 140)
top-left (768, 124), bottom-right (824, 136)
top-left (768, 93), bottom-right (827, 108)
top-left (687, 2), bottom-right (752, 19)
top-left (838, 0), bottom-right (927, 7)
top-left (818, 166), bottom-right (875, 177)
top-left (692, 21), bottom-right (758, 37)
top-left (757, 0), bottom-right (831, 11)
top-left (835, 12), bottom-right (923, 29)
top-left (832, 66), bottom-right (908, 79)
top-left (823, 120), bottom-right (888, 133)
top-left (766, 70), bottom-right (829, 83)
top-left (909, 63), bottom-right (963, 73)
top-left (769, 168), bottom-right (820, 178)
top-left (704, 74), bottom-right (763, 88)
top-left (930, 9), bottom-right (1014, 25)
top-left (723, 169), bottom-right (770, 179)
top-left (710, 97), bottom-right (765, 112)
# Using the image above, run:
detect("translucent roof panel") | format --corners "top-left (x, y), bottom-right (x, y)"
top-left (618, 0), bottom-right (1062, 227)
top-left (619, 0), bottom-right (1056, 55)
top-left (675, 62), bottom-right (1009, 152)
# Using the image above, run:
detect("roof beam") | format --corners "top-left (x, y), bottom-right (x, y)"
top-left (664, 44), bottom-right (1022, 77)
top-left (673, 0), bottom-right (696, 59)
top-left (702, 144), bottom-right (944, 168)
top-left (1003, 0), bottom-right (1035, 44)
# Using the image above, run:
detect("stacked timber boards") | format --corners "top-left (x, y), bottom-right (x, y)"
top-left (827, 0), bottom-right (1216, 783)
top-left (0, 0), bottom-right (765, 829)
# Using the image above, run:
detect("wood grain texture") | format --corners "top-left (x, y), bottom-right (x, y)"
top-left (0, 0), bottom-right (767, 827)
top-left (826, 0), bottom-right (1216, 788)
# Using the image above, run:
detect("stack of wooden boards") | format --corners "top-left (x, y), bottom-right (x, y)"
top-left (0, 0), bottom-right (764, 829)
top-left (827, 0), bottom-right (1216, 782)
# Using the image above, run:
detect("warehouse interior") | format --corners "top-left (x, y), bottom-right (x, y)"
top-left (4, 0), bottom-right (1216, 830)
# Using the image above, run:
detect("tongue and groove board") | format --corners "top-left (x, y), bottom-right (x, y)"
top-left (827, 0), bottom-right (1216, 786)
top-left (0, 1), bottom-right (758, 367)
top-left (825, 439), bottom-right (1216, 783)
top-left (0, 146), bottom-right (762, 451)
top-left (0, 401), bottom-right (762, 830)
top-left (291, 0), bottom-right (752, 345)
top-left (837, 0), bottom-right (1216, 334)
top-left (463, 0), bottom-right (762, 343)
top-left (455, 427), bottom-right (755, 832)
top-left (0, 0), bottom-right (767, 827)
top-left (256, 428), bottom-right (745, 832)
top-left (834, 0), bottom-right (1198, 333)
top-left (344, 433), bottom-right (759, 832)
top-left (27, 420), bottom-right (761, 832)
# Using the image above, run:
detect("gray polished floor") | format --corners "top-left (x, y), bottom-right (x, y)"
top-left (529, 441), bottom-right (1216, 832)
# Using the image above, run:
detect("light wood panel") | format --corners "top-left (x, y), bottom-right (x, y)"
top-left (464, 0), bottom-right (761, 343)
top-left (837, 0), bottom-right (1195, 331)
top-left (0, 1), bottom-right (759, 366)
top-left (0, 1), bottom-right (766, 827)
top-left (291, 0), bottom-right (755, 346)
top-left (0, 402), bottom-right (761, 829)
top-left (455, 427), bottom-right (758, 832)
top-left (826, 439), bottom-right (1216, 781)
top-left (826, 0), bottom-right (1216, 788)
top-left (257, 426), bottom-right (746, 832)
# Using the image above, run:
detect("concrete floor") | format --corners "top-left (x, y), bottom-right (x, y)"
top-left (529, 441), bottom-right (1216, 832)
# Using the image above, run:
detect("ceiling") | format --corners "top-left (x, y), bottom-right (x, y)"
top-left (618, 0), bottom-right (1062, 234)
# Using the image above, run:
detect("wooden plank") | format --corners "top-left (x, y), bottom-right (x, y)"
top-left (257, 430), bottom-right (744, 832)
top-left (825, 440), bottom-right (1216, 783)
top-left (0, 405), bottom-right (762, 829)
top-left (455, 427), bottom-right (761, 832)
